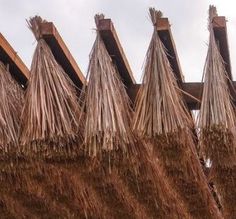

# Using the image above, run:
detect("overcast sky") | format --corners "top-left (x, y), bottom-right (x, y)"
top-left (0, 0), bottom-right (236, 82)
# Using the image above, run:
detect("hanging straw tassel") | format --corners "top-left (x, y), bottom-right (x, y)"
top-left (198, 5), bottom-right (236, 218)
top-left (0, 61), bottom-right (25, 190)
top-left (0, 62), bottom-right (24, 158)
top-left (132, 8), bottom-right (223, 219)
top-left (133, 8), bottom-right (191, 137)
top-left (82, 14), bottom-right (136, 159)
top-left (19, 16), bottom-right (82, 159)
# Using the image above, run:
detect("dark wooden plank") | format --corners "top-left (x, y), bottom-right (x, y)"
top-left (156, 18), bottom-right (184, 86)
top-left (0, 33), bottom-right (30, 86)
top-left (181, 82), bottom-right (203, 110)
top-left (97, 19), bottom-right (135, 87)
top-left (40, 22), bottom-right (85, 88)
top-left (128, 81), bottom-right (236, 110)
top-left (212, 16), bottom-right (232, 79)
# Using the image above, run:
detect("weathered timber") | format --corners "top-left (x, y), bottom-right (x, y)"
top-left (40, 22), bottom-right (85, 88)
top-left (0, 33), bottom-right (29, 86)
top-left (97, 18), bottom-right (136, 87)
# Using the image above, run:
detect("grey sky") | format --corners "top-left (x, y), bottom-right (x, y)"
top-left (0, 0), bottom-right (235, 82)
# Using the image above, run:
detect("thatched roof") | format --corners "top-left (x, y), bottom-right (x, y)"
top-left (0, 5), bottom-right (235, 218)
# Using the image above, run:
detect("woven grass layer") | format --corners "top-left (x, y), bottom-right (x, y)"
top-left (56, 156), bottom-right (151, 219)
top-left (19, 16), bottom-right (82, 159)
top-left (54, 141), bottom-right (190, 219)
top-left (132, 8), bottom-right (222, 219)
top-left (115, 145), bottom-right (189, 218)
top-left (117, 140), bottom-right (191, 219)
top-left (0, 159), bottom-right (109, 219)
top-left (198, 5), bottom-right (236, 218)
top-left (201, 126), bottom-right (236, 218)
top-left (0, 150), bottom-right (190, 219)
top-left (152, 130), bottom-right (222, 218)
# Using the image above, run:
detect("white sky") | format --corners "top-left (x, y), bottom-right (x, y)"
top-left (0, 0), bottom-right (236, 83)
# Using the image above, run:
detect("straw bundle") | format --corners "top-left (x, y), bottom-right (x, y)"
top-left (198, 5), bottom-right (236, 218)
top-left (133, 10), bottom-right (191, 137)
top-left (19, 16), bottom-right (82, 158)
top-left (82, 14), bottom-right (136, 160)
top-left (80, 14), bottom-right (190, 218)
top-left (0, 62), bottom-right (24, 157)
top-left (132, 8), bottom-right (222, 219)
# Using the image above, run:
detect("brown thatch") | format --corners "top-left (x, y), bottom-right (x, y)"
top-left (19, 16), bottom-right (83, 159)
top-left (198, 5), bottom-right (236, 218)
top-left (118, 141), bottom-right (191, 219)
top-left (132, 8), bottom-right (222, 219)
top-left (81, 14), bottom-right (135, 159)
top-left (0, 61), bottom-right (24, 158)
top-left (0, 160), bottom-right (109, 219)
top-left (79, 13), bottom-right (191, 219)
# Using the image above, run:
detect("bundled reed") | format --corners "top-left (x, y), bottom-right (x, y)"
top-left (0, 61), bottom-right (24, 158)
top-left (80, 14), bottom-right (191, 218)
top-left (19, 16), bottom-right (82, 159)
top-left (82, 14), bottom-right (135, 160)
top-left (132, 8), bottom-right (222, 219)
top-left (198, 5), bottom-right (236, 218)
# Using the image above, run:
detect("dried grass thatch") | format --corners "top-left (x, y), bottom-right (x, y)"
top-left (19, 16), bottom-right (83, 159)
top-left (79, 13), bottom-right (191, 219)
top-left (81, 14), bottom-right (135, 159)
top-left (0, 160), bottom-right (109, 219)
top-left (198, 5), bottom-right (236, 218)
top-left (132, 8), bottom-right (222, 219)
top-left (0, 61), bottom-right (24, 158)
top-left (118, 141), bottom-right (191, 219)
top-left (70, 143), bottom-right (191, 219)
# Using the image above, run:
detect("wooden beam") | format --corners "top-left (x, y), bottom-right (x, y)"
top-left (0, 33), bottom-right (30, 86)
top-left (156, 18), bottom-right (184, 86)
top-left (128, 83), bottom-right (203, 110)
top-left (181, 82), bottom-right (203, 110)
top-left (128, 82), bottom-right (236, 110)
top-left (97, 18), bottom-right (135, 87)
top-left (40, 22), bottom-right (85, 88)
top-left (212, 16), bottom-right (232, 79)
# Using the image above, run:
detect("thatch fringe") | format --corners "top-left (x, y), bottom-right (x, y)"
top-left (132, 8), bottom-right (222, 219)
top-left (0, 61), bottom-right (24, 157)
top-left (19, 16), bottom-right (83, 159)
top-left (198, 5), bottom-right (236, 218)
